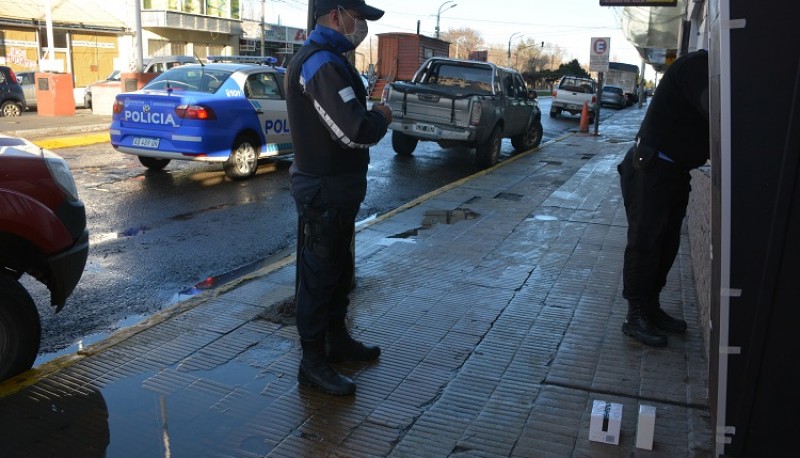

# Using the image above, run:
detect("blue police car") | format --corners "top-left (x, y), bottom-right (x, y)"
top-left (109, 56), bottom-right (292, 180)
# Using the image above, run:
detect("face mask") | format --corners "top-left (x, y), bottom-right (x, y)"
top-left (338, 7), bottom-right (369, 48)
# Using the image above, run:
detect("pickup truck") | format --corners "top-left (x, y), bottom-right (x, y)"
top-left (550, 75), bottom-right (598, 124)
top-left (0, 135), bottom-right (89, 381)
top-left (382, 57), bottom-right (542, 168)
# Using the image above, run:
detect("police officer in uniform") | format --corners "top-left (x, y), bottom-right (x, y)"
top-left (284, 0), bottom-right (392, 395)
top-left (618, 49), bottom-right (709, 347)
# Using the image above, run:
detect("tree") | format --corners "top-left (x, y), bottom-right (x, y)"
top-left (440, 28), bottom-right (485, 60)
top-left (557, 59), bottom-right (590, 79)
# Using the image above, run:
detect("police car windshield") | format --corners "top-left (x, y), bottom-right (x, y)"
top-left (144, 67), bottom-right (233, 94)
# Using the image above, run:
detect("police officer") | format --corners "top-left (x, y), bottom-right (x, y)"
top-left (284, 0), bottom-right (392, 395)
top-left (618, 49), bottom-right (709, 347)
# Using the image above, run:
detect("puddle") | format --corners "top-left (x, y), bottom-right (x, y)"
top-left (528, 214), bottom-right (559, 221)
top-left (34, 313), bottom-right (150, 366)
top-left (421, 208), bottom-right (478, 228)
top-left (387, 208), bottom-right (480, 240)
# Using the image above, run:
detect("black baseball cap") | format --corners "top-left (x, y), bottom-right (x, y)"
top-left (315, 0), bottom-right (385, 20)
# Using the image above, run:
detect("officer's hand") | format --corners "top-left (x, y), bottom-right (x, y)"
top-left (372, 103), bottom-right (393, 124)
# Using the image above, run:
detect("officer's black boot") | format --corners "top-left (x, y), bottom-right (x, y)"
top-left (649, 303), bottom-right (688, 333)
top-left (298, 337), bottom-right (356, 395)
top-left (622, 301), bottom-right (668, 347)
top-left (327, 319), bottom-right (381, 363)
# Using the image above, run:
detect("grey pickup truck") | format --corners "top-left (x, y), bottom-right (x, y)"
top-left (382, 57), bottom-right (543, 168)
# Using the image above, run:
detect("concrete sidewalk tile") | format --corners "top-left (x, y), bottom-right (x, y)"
top-left (367, 400), bottom-right (421, 429)
top-left (337, 421), bottom-right (399, 456)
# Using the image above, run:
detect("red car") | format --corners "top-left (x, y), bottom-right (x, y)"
top-left (0, 134), bottom-right (89, 381)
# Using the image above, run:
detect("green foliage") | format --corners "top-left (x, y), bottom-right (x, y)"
top-left (522, 59), bottom-right (590, 89)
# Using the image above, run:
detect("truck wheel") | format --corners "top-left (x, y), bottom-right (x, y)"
top-left (511, 119), bottom-right (543, 151)
top-left (224, 135), bottom-right (259, 180)
top-left (476, 126), bottom-right (501, 169)
top-left (0, 275), bottom-right (41, 382)
top-left (549, 108), bottom-right (558, 118)
top-left (138, 156), bottom-right (171, 170)
top-left (392, 131), bottom-right (418, 156)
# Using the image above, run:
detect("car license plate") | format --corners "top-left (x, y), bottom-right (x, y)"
top-left (414, 123), bottom-right (435, 134)
top-left (133, 137), bottom-right (160, 148)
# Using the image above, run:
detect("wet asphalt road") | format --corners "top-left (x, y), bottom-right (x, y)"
top-left (24, 98), bottom-right (628, 364)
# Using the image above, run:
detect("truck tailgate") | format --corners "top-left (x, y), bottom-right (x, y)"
top-left (391, 83), bottom-right (474, 127)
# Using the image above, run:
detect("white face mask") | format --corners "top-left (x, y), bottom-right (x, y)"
top-left (338, 7), bottom-right (369, 48)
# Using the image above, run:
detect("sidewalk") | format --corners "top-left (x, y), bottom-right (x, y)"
top-left (0, 109), bottom-right (111, 140)
top-left (0, 107), bottom-right (712, 457)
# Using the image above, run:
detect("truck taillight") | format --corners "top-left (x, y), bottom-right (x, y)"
top-left (552, 90), bottom-right (557, 97)
top-left (591, 95), bottom-right (597, 103)
top-left (176, 104), bottom-right (216, 120)
top-left (470, 102), bottom-right (482, 126)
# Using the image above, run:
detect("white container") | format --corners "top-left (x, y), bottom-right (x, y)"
top-left (589, 399), bottom-right (622, 445)
top-left (636, 404), bottom-right (657, 450)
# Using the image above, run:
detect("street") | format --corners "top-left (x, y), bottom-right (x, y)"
top-left (26, 98), bottom-right (625, 365)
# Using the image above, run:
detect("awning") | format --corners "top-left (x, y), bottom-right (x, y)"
top-left (0, 0), bottom-right (127, 32)
top-left (621, 0), bottom-right (687, 72)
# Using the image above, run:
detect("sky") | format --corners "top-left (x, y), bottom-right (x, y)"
top-left (248, 0), bottom-right (652, 80)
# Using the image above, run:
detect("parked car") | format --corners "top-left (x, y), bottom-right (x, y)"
top-left (110, 56), bottom-right (292, 180)
top-left (0, 66), bottom-right (26, 117)
top-left (600, 84), bottom-right (626, 109)
top-left (85, 56), bottom-right (198, 109)
top-left (83, 69), bottom-right (120, 109)
top-left (383, 57), bottom-right (542, 168)
top-left (16, 71), bottom-right (37, 109)
top-left (0, 134), bottom-right (89, 381)
top-left (550, 75), bottom-right (597, 123)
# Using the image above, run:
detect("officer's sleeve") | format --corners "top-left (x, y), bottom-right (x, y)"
top-left (304, 60), bottom-right (388, 149)
top-left (679, 51), bottom-right (710, 121)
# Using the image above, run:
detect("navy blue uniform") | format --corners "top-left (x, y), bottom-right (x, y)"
top-left (285, 25), bottom-right (389, 340)
top-left (619, 49), bottom-right (709, 305)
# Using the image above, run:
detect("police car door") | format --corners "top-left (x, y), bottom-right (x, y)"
top-left (245, 72), bottom-right (292, 156)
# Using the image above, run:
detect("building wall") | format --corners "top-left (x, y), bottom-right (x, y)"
top-left (688, 168), bottom-right (712, 359)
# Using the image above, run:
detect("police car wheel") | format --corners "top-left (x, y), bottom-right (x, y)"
top-left (138, 156), bottom-right (171, 170)
top-left (224, 135), bottom-right (259, 180)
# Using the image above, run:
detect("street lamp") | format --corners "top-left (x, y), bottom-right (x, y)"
top-left (508, 31), bottom-right (523, 66)
top-left (435, 0), bottom-right (457, 39)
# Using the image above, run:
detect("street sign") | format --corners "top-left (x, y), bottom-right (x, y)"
top-left (590, 37), bottom-right (610, 73)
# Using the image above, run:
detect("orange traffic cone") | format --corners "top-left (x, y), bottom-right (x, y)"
top-left (579, 101), bottom-right (589, 133)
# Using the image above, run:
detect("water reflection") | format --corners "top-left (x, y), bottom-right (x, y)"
top-left (0, 384), bottom-right (109, 456)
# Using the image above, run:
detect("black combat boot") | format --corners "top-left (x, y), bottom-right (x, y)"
top-left (622, 301), bottom-right (668, 347)
top-left (327, 319), bottom-right (381, 363)
top-left (649, 303), bottom-right (688, 333)
top-left (298, 337), bottom-right (356, 395)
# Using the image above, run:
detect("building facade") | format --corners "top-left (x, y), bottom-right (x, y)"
top-left (0, 0), bottom-right (304, 87)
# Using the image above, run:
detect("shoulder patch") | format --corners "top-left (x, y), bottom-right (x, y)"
top-left (339, 86), bottom-right (356, 103)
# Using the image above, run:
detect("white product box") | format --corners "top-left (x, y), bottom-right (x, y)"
top-left (589, 399), bottom-right (622, 445)
top-left (636, 404), bottom-right (657, 450)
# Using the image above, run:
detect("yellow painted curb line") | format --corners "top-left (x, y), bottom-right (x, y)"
top-left (33, 132), bottom-right (110, 150)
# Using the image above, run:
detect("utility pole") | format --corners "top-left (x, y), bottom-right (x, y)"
top-left (507, 32), bottom-right (522, 67)
top-left (260, 0), bottom-right (266, 57)
top-left (435, 1), bottom-right (457, 39)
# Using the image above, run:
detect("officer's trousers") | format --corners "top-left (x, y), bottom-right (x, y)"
top-left (293, 199), bottom-right (358, 340)
top-left (618, 146), bottom-right (692, 303)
